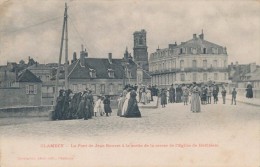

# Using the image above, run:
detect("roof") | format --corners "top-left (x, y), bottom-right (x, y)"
top-left (179, 37), bottom-right (223, 49)
top-left (67, 58), bottom-right (151, 80)
top-left (17, 69), bottom-right (42, 83)
top-left (68, 58), bottom-right (124, 79)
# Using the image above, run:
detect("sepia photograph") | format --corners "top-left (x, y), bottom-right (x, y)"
top-left (0, 0), bottom-right (259, 166)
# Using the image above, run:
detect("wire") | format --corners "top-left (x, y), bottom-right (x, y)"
top-left (0, 16), bottom-right (63, 35)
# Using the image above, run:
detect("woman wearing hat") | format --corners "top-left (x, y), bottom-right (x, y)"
top-left (190, 82), bottom-right (201, 113)
top-left (246, 82), bottom-right (253, 98)
top-left (104, 95), bottom-right (112, 116)
top-left (125, 89), bottom-right (141, 118)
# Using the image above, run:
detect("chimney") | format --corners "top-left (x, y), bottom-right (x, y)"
top-left (108, 53), bottom-right (112, 64)
top-left (80, 46), bottom-right (88, 66)
top-left (156, 45), bottom-right (160, 51)
top-left (193, 34), bottom-right (197, 39)
top-left (73, 52), bottom-right (77, 61)
top-left (199, 29), bottom-right (204, 40)
top-left (235, 61), bottom-right (238, 67)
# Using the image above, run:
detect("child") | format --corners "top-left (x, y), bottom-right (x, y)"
top-left (231, 88), bottom-right (237, 105)
top-left (94, 96), bottom-right (102, 117)
top-left (183, 87), bottom-right (189, 105)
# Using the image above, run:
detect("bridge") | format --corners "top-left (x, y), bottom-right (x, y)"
top-left (0, 94), bottom-right (259, 167)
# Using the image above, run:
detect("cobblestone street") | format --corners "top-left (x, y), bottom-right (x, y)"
top-left (1, 102), bottom-right (259, 167)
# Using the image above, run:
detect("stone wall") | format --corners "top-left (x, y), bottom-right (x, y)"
top-left (0, 105), bottom-right (53, 118)
top-left (0, 83), bottom-right (42, 108)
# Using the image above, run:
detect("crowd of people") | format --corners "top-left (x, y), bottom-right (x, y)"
top-left (159, 82), bottom-right (241, 113)
top-left (52, 84), bottom-right (144, 120)
top-left (52, 82), bottom-right (253, 120)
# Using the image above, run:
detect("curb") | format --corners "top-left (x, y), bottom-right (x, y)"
top-left (224, 97), bottom-right (260, 107)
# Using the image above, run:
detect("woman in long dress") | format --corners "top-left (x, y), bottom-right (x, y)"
top-left (100, 96), bottom-right (105, 116)
top-left (246, 82), bottom-right (253, 98)
top-left (104, 95), bottom-right (112, 116)
top-left (190, 82), bottom-right (201, 113)
top-left (125, 90), bottom-right (141, 118)
top-left (117, 94), bottom-right (124, 116)
top-left (140, 87), bottom-right (147, 104)
top-left (121, 89), bottom-right (131, 116)
top-left (160, 88), bottom-right (167, 108)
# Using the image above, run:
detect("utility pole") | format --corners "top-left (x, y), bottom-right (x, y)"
top-left (54, 3), bottom-right (68, 106)
top-left (64, 3), bottom-right (69, 90)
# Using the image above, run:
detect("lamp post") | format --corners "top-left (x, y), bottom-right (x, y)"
top-left (121, 59), bottom-right (127, 87)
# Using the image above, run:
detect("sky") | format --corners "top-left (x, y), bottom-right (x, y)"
top-left (0, 0), bottom-right (260, 65)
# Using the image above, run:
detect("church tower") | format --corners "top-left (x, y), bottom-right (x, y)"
top-left (133, 29), bottom-right (148, 71)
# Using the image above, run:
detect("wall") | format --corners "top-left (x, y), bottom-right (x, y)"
top-left (0, 82), bottom-right (42, 108)
top-left (0, 105), bottom-right (53, 118)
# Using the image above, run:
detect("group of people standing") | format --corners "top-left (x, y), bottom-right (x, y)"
top-left (160, 82), bottom-right (241, 113)
top-left (53, 84), bottom-right (143, 120)
top-left (138, 85), bottom-right (159, 105)
top-left (53, 88), bottom-right (112, 120)
top-left (117, 85), bottom-right (141, 118)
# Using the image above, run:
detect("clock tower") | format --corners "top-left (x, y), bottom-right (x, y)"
top-left (133, 29), bottom-right (148, 71)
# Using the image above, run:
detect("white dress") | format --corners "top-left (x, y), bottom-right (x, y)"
top-left (94, 99), bottom-right (101, 114)
top-left (121, 92), bottom-right (130, 116)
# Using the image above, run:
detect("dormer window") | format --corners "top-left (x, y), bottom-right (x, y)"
top-left (89, 69), bottom-right (96, 78)
top-left (108, 69), bottom-right (115, 78)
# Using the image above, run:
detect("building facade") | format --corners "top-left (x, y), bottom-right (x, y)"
top-left (149, 31), bottom-right (229, 87)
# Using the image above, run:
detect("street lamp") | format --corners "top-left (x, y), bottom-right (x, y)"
top-left (121, 59), bottom-right (129, 87)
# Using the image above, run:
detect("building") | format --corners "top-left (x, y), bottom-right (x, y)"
top-left (149, 31), bottom-right (229, 87)
top-left (66, 50), bottom-right (150, 96)
top-left (228, 62), bottom-right (260, 98)
top-left (0, 69), bottom-right (42, 108)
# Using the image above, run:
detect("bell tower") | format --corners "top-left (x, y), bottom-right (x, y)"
top-left (133, 29), bottom-right (148, 71)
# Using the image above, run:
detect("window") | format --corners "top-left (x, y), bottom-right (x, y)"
top-left (100, 84), bottom-right (105, 94)
top-left (203, 60), bottom-right (207, 68)
top-left (118, 84), bottom-right (123, 92)
top-left (192, 48), bottom-right (197, 54)
top-left (203, 48), bottom-right (207, 54)
top-left (213, 60), bottom-right (218, 68)
top-left (192, 60), bottom-right (197, 68)
top-left (91, 84), bottom-right (96, 94)
top-left (109, 84), bottom-right (114, 93)
top-left (127, 70), bottom-right (132, 78)
top-left (180, 73), bottom-right (185, 81)
top-left (26, 85), bottom-right (37, 94)
top-left (224, 60), bottom-right (227, 68)
top-left (73, 84), bottom-right (77, 92)
top-left (171, 60), bottom-right (175, 69)
top-left (180, 48), bottom-right (183, 54)
top-left (180, 60), bottom-right (184, 70)
top-left (214, 73), bottom-right (218, 80)
top-left (203, 73), bottom-right (207, 81)
top-left (192, 73), bottom-right (197, 81)
top-left (139, 38), bottom-right (143, 45)
top-left (89, 69), bottom-right (96, 78)
top-left (108, 69), bottom-right (115, 78)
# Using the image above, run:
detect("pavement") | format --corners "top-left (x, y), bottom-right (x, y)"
top-left (0, 101), bottom-right (259, 167)
top-left (225, 95), bottom-right (260, 107)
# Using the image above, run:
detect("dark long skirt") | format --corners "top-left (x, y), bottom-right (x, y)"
top-left (246, 88), bottom-right (253, 98)
top-left (125, 98), bottom-right (141, 118)
top-left (77, 100), bottom-right (86, 119)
